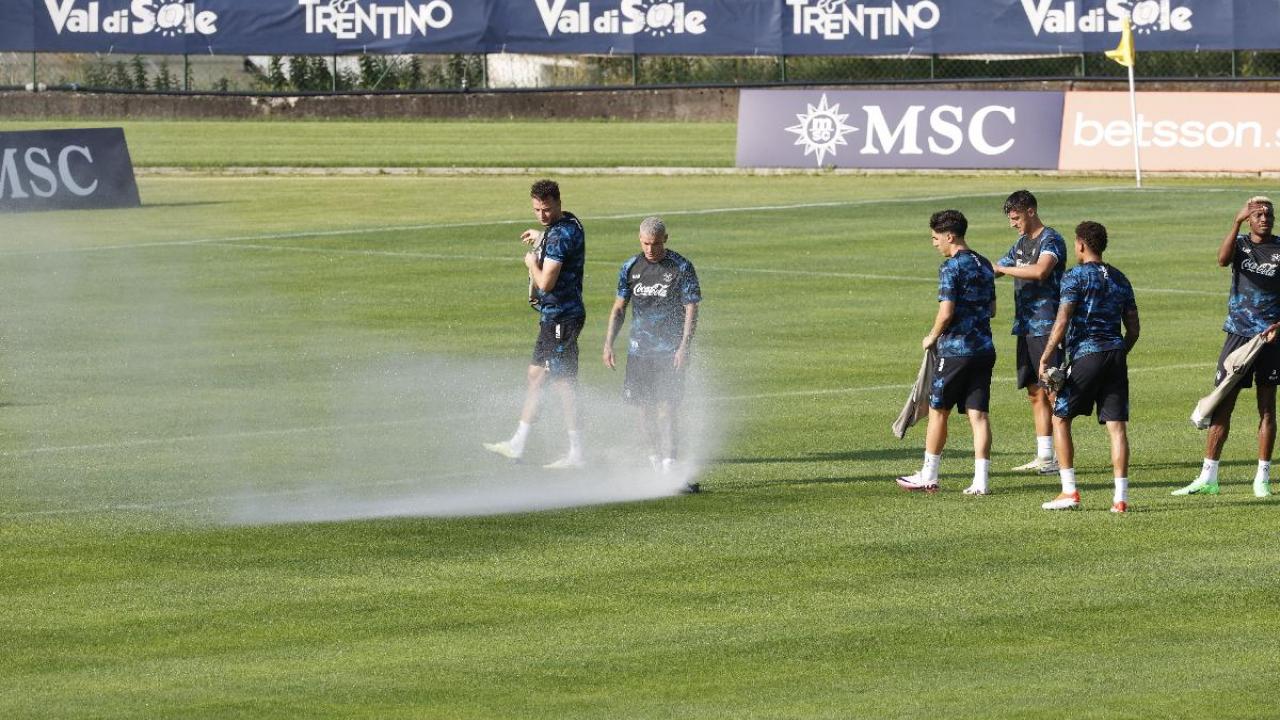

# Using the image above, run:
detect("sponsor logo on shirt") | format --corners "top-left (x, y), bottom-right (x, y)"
top-left (1243, 257), bottom-right (1280, 277)
top-left (634, 283), bottom-right (671, 298)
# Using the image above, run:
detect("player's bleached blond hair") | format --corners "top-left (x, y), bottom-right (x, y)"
top-left (639, 216), bottom-right (667, 239)
top-left (1249, 195), bottom-right (1273, 207)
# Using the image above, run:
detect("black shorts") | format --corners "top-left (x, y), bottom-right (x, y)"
top-left (1016, 334), bottom-right (1062, 390)
top-left (929, 353), bottom-right (995, 413)
top-left (623, 354), bottom-right (685, 405)
top-left (531, 316), bottom-right (584, 378)
top-left (1054, 350), bottom-right (1129, 423)
top-left (1217, 332), bottom-right (1280, 388)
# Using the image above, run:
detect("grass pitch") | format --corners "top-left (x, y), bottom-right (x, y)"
top-left (2, 168), bottom-right (1279, 718)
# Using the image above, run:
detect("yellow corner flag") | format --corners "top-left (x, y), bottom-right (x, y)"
top-left (1105, 17), bottom-right (1135, 67)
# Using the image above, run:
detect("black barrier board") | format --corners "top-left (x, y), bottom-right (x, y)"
top-left (0, 128), bottom-right (141, 213)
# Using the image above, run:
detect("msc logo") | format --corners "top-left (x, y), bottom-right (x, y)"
top-left (535, 0), bottom-right (707, 37)
top-left (785, 94), bottom-right (1020, 166)
top-left (786, 94), bottom-right (858, 165)
top-left (0, 145), bottom-right (100, 199)
top-left (44, 0), bottom-right (218, 36)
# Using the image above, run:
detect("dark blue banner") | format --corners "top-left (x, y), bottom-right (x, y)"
top-left (0, 0), bottom-right (1276, 55)
top-left (0, 128), bottom-right (141, 212)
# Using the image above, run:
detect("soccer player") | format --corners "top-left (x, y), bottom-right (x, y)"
top-left (1175, 197), bottom-right (1280, 498)
top-left (602, 217), bottom-right (701, 487)
top-left (993, 190), bottom-right (1065, 474)
top-left (897, 210), bottom-right (997, 495)
top-left (1038, 221), bottom-right (1140, 512)
top-left (484, 179), bottom-right (587, 469)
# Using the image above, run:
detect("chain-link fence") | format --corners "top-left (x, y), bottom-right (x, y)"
top-left (3, 51), bottom-right (1280, 93)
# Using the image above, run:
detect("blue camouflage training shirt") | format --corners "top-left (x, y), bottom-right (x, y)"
top-left (937, 249), bottom-right (996, 358)
top-left (1059, 262), bottom-right (1136, 358)
top-left (1224, 233), bottom-right (1280, 337)
top-left (617, 250), bottom-right (701, 356)
top-left (536, 212), bottom-right (586, 323)
top-left (996, 226), bottom-right (1065, 338)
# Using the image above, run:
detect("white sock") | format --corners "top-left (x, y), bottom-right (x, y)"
top-left (1256, 460), bottom-right (1271, 482)
top-left (567, 430), bottom-right (583, 460)
top-left (1114, 477), bottom-right (1129, 504)
top-left (922, 452), bottom-right (941, 481)
top-left (1201, 458), bottom-right (1220, 482)
top-left (1036, 435), bottom-right (1053, 460)
top-left (509, 421), bottom-right (532, 454)
top-left (1059, 467), bottom-right (1077, 495)
top-left (973, 458), bottom-right (990, 488)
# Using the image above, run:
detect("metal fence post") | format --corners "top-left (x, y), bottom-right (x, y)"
top-left (1231, 50), bottom-right (1237, 77)
top-left (1079, 53), bottom-right (1086, 77)
top-left (331, 54), bottom-right (338, 93)
top-left (481, 53), bottom-right (488, 89)
top-left (183, 53), bottom-right (189, 91)
top-left (929, 54), bottom-right (936, 80)
top-left (780, 55), bottom-right (787, 83)
top-left (31, 52), bottom-right (36, 89)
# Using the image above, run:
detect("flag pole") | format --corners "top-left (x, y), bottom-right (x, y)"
top-left (1127, 61), bottom-right (1142, 188)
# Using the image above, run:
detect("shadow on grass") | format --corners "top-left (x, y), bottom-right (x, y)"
top-left (142, 200), bottom-right (229, 209)
top-left (713, 448), bottom-right (920, 465)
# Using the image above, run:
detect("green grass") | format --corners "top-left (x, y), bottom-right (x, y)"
top-left (3, 173), bottom-right (1280, 719)
top-left (0, 120), bottom-right (738, 168)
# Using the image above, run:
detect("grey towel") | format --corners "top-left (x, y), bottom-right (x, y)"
top-left (1191, 333), bottom-right (1269, 430)
top-left (527, 231), bottom-right (547, 311)
top-left (893, 349), bottom-right (936, 439)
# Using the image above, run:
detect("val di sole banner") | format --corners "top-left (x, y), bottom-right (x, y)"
top-left (0, 128), bottom-right (141, 213)
top-left (1, 1), bottom-right (1279, 55)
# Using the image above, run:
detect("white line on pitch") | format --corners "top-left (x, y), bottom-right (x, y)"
top-left (0, 184), bottom-right (1182, 258)
top-left (201, 240), bottom-right (1224, 296)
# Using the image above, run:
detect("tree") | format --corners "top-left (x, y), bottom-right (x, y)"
top-left (130, 55), bottom-right (148, 90)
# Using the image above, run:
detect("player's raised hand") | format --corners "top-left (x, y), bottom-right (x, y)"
top-left (1236, 201), bottom-right (1258, 224)
top-left (520, 229), bottom-right (544, 245)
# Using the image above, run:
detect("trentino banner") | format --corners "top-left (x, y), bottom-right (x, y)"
top-left (2, 1), bottom-right (1279, 55)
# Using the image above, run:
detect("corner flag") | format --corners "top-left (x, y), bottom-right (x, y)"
top-left (1107, 16), bottom-right (1141, 187)
top-left (1105, 17), bottom-right (1135, 67)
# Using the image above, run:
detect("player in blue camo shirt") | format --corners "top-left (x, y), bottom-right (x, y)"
top-left (603, 217), bottom-right (701, 489)
top-left (485, 179), bottom-right (588, 469)
top-left (1037, 221), bottom-right (1140, 513)
top-left (897, 210), bottom-right (998, 496)
top-left (993, 190), bottom-right (1066, 474)
top-left (1176, 196), bottom-right (1280, 498)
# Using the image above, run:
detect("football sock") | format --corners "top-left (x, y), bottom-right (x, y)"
top-left (1255, 460), bottom-right (1271, 483)
top-left (1201, 458), bottom-right (1220, 482)
top-left (922, 452), bottom-right (941, 482)
top-left (509, 421), bottom-right (531, 454)
top-left (567, 430), bottom-right (583, 460)
top-left (1059, 467), bottom-right (1077, 495)
top-left (1114, 476), bottom-right (1129, 504)
top-left (1036, 435), bottom-right (1053, 460)
top-left (973, 458), bottom-right (990, 486)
